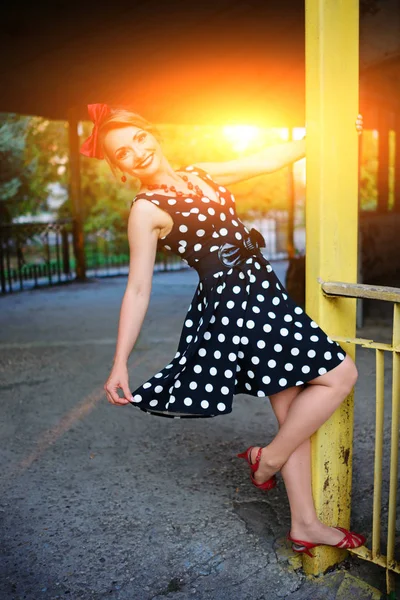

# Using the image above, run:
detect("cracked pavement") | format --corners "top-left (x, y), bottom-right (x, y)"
top-left (0, 264), bottom-right (397, 599)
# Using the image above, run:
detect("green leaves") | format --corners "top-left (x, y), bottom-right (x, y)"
top-left (0, 113), bottom-right (68, 218)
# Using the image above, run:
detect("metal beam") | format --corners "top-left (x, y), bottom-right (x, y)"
top-left (305, 0), bottom-right (359, 574)
top-left (68, 108), bottom-right (87, 282)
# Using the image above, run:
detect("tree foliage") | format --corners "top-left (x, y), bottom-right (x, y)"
top-left (0, 113), bottom-right (68, 221)
top-left (0, 113), bottom-right (382, 230)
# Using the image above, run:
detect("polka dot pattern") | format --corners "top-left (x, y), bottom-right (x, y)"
top-left (129, 165), bottom-right (347, 418)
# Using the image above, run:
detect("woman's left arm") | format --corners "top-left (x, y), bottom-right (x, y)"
top-left (193, 138), bottom-right (306, 186)
top-left (194, 114), bottom-right (363, 186)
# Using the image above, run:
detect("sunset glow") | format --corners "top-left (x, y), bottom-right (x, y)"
top-left (279, 128), bottom-right (289, 141)
top-left (223, 125), bottom-right (260, 152)
top-left (279, 127), bottom-right (306, 141)
top-left (293, 127), bottom-right (306, 140)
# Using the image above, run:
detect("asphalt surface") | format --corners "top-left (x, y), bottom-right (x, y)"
top-left (0, 262), bottom-right (397, 599)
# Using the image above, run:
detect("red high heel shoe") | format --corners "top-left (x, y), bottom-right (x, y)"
top-left (237, 446), bottom-right (277, 491)
top-left (287, 527), bottom-right (366, 557)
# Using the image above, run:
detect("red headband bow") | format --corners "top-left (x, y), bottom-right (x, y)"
top-left (80, 103), bottom-right (111, 159)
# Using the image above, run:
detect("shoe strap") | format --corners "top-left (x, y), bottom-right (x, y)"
top-left (251, 474), bottom-right (277, 490)
top-left (287, 533), bottom-right (316, 549)
top-left (334, 527), bottom-right (365, 549)
top-left (249, 447), bottom-right (263, 473)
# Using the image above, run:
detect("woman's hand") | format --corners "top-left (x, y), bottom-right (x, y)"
top-left (355, 113), bottom-right (363, 136)
top-left (104, 363), bottom-right (133, 406)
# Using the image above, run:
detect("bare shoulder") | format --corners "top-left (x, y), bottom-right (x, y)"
top-left (130, 193), bottom-right (173, 238)
top-left (130, 194), bottom-right (161, 226)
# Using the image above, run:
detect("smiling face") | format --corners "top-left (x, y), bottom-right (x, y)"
top-left (102, 125), bottom-right (164, 180)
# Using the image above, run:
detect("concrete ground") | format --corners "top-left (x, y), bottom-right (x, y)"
top-left (0, 262), bottom-right (398, 600)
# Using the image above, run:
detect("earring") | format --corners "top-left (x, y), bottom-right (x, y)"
top-left (121, 175), bottom-right (127, 183)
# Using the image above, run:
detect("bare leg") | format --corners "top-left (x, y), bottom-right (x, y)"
top-left (251, 354), bottom-right (357, 483)
top-left (265, 385), bottom-right (347, 545)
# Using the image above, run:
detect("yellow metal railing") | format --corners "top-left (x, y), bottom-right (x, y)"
top-left (321, 280), bottom-right (400, 595)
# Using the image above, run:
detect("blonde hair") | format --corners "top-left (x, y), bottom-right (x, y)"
top-left (98, 108), bottom-right (162, 177)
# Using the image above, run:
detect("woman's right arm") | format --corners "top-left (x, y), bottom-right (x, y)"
top-left (104, 199), bottom-right (162, 406)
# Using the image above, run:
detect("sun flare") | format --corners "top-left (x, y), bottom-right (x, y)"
top-left (223, 125), bottom-right (260, 152)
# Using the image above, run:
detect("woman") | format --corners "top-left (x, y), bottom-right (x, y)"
top-left (81, 104), bottom-right (365, 557)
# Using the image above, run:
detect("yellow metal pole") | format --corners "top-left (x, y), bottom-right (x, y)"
top-left (386, 303), bottom-right (400, 593)
top-left (305, 0), bottom-right (359, 574)
top-left (372, 349), bottom-right (384, 559)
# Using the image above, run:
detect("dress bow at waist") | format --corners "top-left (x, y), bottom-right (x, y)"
top-left (217, 227), bottom-right (266, 268)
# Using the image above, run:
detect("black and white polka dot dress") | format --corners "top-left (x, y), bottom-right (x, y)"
top-left (128, 165), bottom-right (346, 418)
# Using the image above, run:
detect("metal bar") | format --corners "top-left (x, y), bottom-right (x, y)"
top-left (68, 108), bottom-right (87, 282)
top-left (387, 570), bottom-right (396, 597)
top-left (5, 237), bottom-right (12, 293)
top-left (61, 228), bottom-right (70, 276)
top-left (321, 280), bottom-right (400, 303)
top-left (387, 303), bottom-right (400, 568)
top-left (33, 263), bottom-right (38, 288)
top-left (372, 349), bottom-right (385, 559)
top-left (357, 130), bottom-right (363, 329)
top-left (55, 229), bottom-right (61, 282)
top-left (16, 237), bottom-right (23, 291)
top-left (46, 231), bottom-right (52, 286)
top-left (319, 285), bottom-right (400, 593)
top-left (304, 0), bottom-right (359, 576)
top-left (349, 546), bottom-right (400, 573)
top-left (331, 337), bottom-right (396, 352)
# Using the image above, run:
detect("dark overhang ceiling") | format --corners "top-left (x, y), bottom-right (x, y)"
top-left (0, 0), bottom-right (305, 125)
top-left (1, 0), bottom-right (399, 126)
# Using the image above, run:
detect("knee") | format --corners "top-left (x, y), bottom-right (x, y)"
top-left (337, 356), bottom-right (358, 396)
